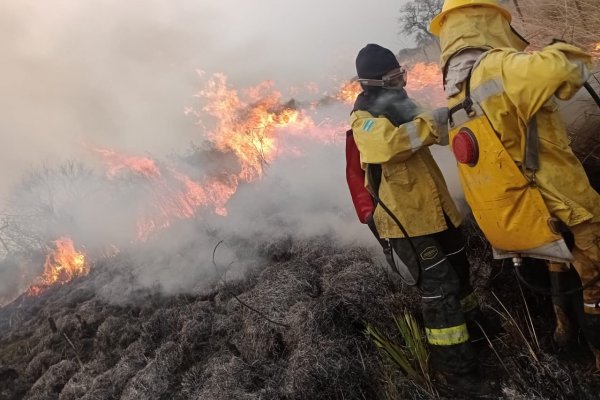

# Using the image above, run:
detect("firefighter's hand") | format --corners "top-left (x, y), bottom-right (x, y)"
top-left (432, 107), bottom-right (449, 145)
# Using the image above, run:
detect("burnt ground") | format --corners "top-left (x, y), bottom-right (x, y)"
top-left (0, 227), bottom-right (599, 400)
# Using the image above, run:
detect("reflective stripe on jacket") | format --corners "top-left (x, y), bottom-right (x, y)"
top-left (350, 110), bottom-right (461, 238)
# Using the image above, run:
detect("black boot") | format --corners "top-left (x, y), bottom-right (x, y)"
top-left (549, 268), bottom-right (578, 346)
top-left (465, 308), bottom-right (504, 345)
top-left (580, 313), bottom-right (600, 370)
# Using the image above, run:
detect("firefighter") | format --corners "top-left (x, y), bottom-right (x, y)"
top-left (350, 43), bottom-right (494, 395)
top-left (430, 0), bottom-right (600, 368)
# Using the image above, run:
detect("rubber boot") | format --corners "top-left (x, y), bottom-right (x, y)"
top-left (553, 304), bottom-right (574, 346)
top-left (549, 266), bottom-right (577, 346)
top-left (580, 312), bottom-right (600, 370)
top-left (590, 345), bottom-right (600, 371)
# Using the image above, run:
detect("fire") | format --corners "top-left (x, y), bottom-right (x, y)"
top-left (22, 71), bottom-right (364, 296)
top-left (405, 63), bottom-right (445, 107)
top-left (335, 80), bottom-right (361, 104)
top-left (90, 73), bottom-right (326, 240)
top-left (28, 237), bottom-right (88, 296)
top-left (90, 147), bottom-right (160, 178)
top-left (86, 69), bottom-right (441, 242)
top-left (134, 169), bottom-right (238, 241)
top-left (88, 145), bottom-right (239, 240)
top-left (199, 74), bottom-right (315, 181)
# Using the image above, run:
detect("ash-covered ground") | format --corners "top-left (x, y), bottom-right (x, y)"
top-left (1, 227), bottom-right (600, 400)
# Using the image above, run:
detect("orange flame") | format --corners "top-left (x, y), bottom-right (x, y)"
top-left (28, 237), bottom-right (89, 296)
top-left (405, 63), bottom-right (445, 107)
top-left (86, 75), bottom-right (345, 240)
top-left (200, 74), bottom-right (315, 181)
top-left (21, 68), bottom-right (441, 298)
top-left (134, 169), bottom-right (239, 241)
top-left (335, 80), bottom-right (361, 104)
top-left (90, 147), bottom-right (160, 178)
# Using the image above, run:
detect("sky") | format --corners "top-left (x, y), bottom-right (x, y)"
top-left (0, 0), bottom-right (411, 204)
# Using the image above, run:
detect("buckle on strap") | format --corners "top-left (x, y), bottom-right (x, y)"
top-left (449, 97), bottom-right (476, 127)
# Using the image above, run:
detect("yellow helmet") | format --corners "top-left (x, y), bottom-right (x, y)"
top-left (429, 0), bottom-right (512, 36)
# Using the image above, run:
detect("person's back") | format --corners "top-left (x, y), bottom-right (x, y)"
top-left (431, 0), bottom-right (600, 370)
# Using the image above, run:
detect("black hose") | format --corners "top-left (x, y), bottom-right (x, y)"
top-left (369, 191), bottom-right (422, 286)
top-left (584, 82), bottom-right (600, 109)
top-left (514, 263), bottom-right (600, 297)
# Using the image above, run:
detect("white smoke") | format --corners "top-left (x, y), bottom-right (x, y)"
top-left (1, 0), bottom-right (465, 303)
top-left (0, 0), bottom-right (409, 202)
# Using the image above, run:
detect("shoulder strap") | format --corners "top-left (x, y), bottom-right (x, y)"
top-left (523, 116), bottom-right (540, 182)
top-left (448, 68), bottom-right (476, 127)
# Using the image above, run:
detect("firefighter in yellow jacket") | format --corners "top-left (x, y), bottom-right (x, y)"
top-left (430, 0), bottom-right (600, 368)
top-left (350, 43), bottom-right (494, 394)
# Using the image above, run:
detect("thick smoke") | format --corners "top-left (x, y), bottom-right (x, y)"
top-left (1, 0), bottom-right (463, 303)
top-left (0, 0), bottom-right (408, 201)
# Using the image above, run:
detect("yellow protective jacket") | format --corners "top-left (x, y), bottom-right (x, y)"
top-left (447, 43), bottom-right (600, 228)
top-left (350, 108), bottom-right (461, 238)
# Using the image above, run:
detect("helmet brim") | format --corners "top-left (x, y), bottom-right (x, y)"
top-left (429, 4), bottom-right (512, 36)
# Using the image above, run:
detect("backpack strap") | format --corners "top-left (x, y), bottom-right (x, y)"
top-left (523, 117), bottom-right (540, 184)
top-left (448, 68), bottom-right (475, 128)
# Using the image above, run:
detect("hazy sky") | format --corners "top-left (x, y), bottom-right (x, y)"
top-left (0, 0), bottom-right (411, 203)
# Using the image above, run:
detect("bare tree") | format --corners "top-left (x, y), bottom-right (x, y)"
top-left (0, 162), bottom-right (103, 254)
top-left (398, 0), bottom-right (443, 46)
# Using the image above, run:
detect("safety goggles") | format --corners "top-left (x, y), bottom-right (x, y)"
top-left (358, 67), bottom-right (407, 89)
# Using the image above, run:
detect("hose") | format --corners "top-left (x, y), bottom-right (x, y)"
top-left (369, 190), bottom-right (422, 287)
top-left (584, 82), bottom-right (600, 109)
top-left (514, 262), bottom-right (600, 297)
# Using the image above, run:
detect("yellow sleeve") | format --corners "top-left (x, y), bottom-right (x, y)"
top-left (495, 43), bottom-right (592, 121)
top-left (350, 110), bottom-right (446, 164)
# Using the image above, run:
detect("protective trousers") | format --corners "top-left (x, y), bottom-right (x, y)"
top-left (550, 221), bottom-right (600, 356)
top-left (571, 221), bottom-right (600, 317)
top-left (390, 223), bottom-right (478, 374)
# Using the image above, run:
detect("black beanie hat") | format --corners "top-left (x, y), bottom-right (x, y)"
top-left (355, 44), bottom-right (400, 80)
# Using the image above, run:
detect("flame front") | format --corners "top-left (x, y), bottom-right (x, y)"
top-left (201, 74), bottom-right (314, 181)
top-left (90, 74), bottom-right (327, 241)
top-left (18, 64), bottom-right (445, 298)
top-left (335, 80), bottom-right (361, 104)
top-left (28, 237), bottom-right (89, 296)
top-left (90, 147), bottom-right (160, 178)
top-left (405, 63), bottom-right (445, 107)
top-left (86, 67), bottom-right (443, 242)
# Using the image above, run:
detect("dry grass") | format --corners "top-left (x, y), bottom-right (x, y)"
top-left (507, 0), bottom-right (600, 52)
top-left (2, 228), bottom-right (600, 399)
